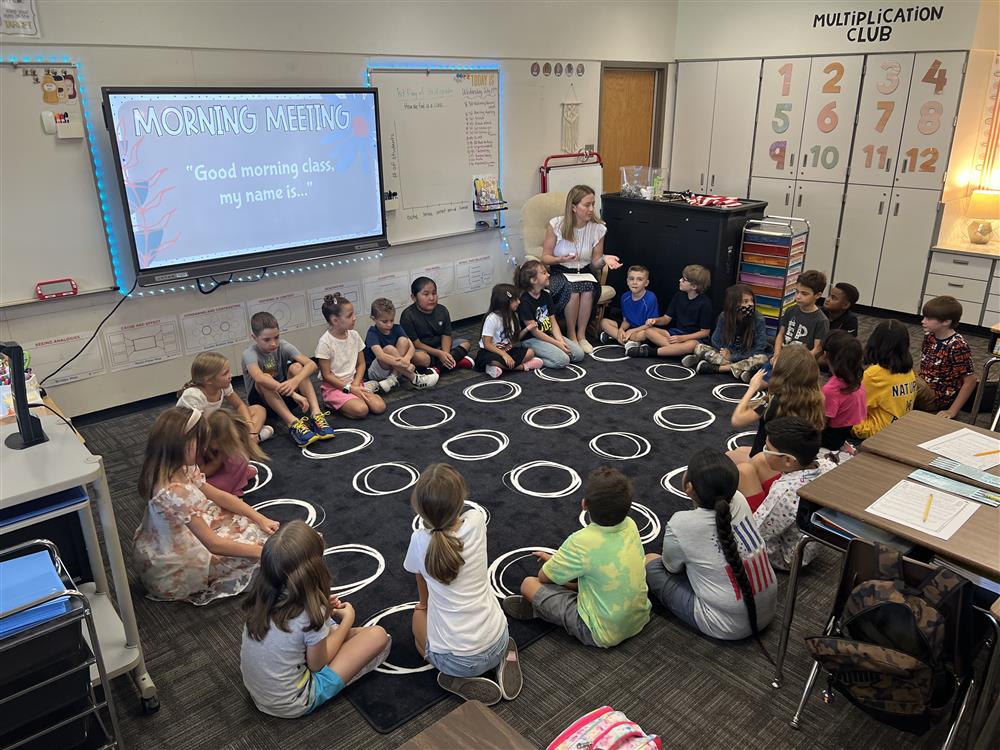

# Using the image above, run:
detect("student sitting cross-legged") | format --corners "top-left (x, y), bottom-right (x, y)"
top-left (502, 467), bottom-right (651, 648)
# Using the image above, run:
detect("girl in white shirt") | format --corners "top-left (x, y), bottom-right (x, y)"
top-left (475, 284), bottom-right (543, 379)
top-left (316, 294), bottom-right (386, 420)
top-left (177, 351), bottom-right (272, 441)
top-left (540, 185), bottom-right (621, 352)
top-left (405, 463), bottom-right (522, 705)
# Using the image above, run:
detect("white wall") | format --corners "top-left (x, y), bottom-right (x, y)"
top-left (0, 1), bottom-right (676, 416)
top-left (675, 0), bottom-right (986, 60)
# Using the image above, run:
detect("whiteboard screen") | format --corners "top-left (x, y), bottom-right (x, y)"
top-left (370, 68), bottom-right (500, 245)
top-left (545, 162), bottom-right (605, 214)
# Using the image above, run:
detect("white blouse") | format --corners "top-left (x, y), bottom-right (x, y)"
top-left (548, 217), bottom-right (607, 271)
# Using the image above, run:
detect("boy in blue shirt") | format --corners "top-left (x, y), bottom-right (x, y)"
top-left (634, 264), bottom-right (713, 358)
top-left (599, 265), bottom-right (659, 356)
top-left (364, 298), bottom-right (438, 393)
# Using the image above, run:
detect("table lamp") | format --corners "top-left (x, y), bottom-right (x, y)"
top-left (967, 189), bottom-right (1000, 244)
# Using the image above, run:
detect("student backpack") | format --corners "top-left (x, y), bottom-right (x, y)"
top-left (546, 706), bottom-right (662, 750)
top-left (805, 543), bottom-right (968, 733)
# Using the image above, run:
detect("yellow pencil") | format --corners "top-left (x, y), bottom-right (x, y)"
top-left (973, 449), bottom-right (1000, 457)
top-left (923, 494), bottom-right (934, 523)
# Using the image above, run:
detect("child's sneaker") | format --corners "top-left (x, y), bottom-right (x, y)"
top-left (379, 373), bottom-right (399, 393)
top-left (290, 416), bottom-right (320, 447)
top-left (311, 411), bottom-right (336, 440)
top-left (741, 364), bottom-right (764, 383)
top-left (696, 360), bottom-right (719, 374)
top-left (501, 595), bottom-right (535, 621)
top-left (522, 357), bottom-right (544, 371)
top-left (681, 354), bottom-right (700, 368)
top-left (436, 673), bottom-right (502, 706)
top-left (457, 355), bottom-right (475, 369)
top-left (628, 343), bottom-right (652, 358)
top-left (495, 637), bottom-right (523, 700)
top-left (362, 380), bottom-right (380, 393)
top-left (486, 365), bottom-right (503, 379)
top-left (412, 371), bottom-right (439, 389)
top-left (258, 425), bottom-right (274, 442)
top-left (624, 341), bottom-right (639, 355)
top-left (599, 331), bottom-right (615, 344)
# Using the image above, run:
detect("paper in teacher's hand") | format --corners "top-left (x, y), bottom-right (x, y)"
top-left (560, 273), bottom-right (597, 284)
top-left (865, 479), bottom-right (979, 540)
top-left (918, 427), bottom-right (1000, 471)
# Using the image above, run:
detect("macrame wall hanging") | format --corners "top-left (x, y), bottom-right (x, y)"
top-left (561, 84), bottom-right (581, 153)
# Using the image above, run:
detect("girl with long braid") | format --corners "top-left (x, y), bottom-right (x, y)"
top-left (644, 449), bottom-right (777, 647)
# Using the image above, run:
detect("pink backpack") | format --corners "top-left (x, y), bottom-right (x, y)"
top-left (546, 706), bottom-right (662, 750)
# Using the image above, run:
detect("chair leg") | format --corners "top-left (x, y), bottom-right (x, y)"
top-left (969, 609), bottom-right (1000, 743)
top-left (772, 536), bottom-right (814, 688)
top-left (790, 660), bottom-right (822, 730)
top-left (942, 676), bottom-right (975, 750)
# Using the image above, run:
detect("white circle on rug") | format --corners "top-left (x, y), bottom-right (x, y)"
top-left (251, 498), bottom-right (325, 528)
top-left (534, 364), bottom-right (587, 382)
top-left (727, 431), bottom-right (757, 452)
top-left (323, 543), bottom-right (386, 598)
top-left (660, 466), bottom-right (689, 498)
top-left (653, 404), bottom-right (716, 432)
top-left (590, 344), bottom-right (629, 362)
top-left (463, 380), bottom-right (523, 403)
top-left (362, 602), bottom-right (435, 675)
top-left (243, 461), bottom-right (272, 494)
top-left (388, 404), bottom-right (455, 431)
top-left (645, 363), bottom-right (695, 382)
top-left (503, 460), bottom-right (582, 498)
top-left (588, 432), bottom-right (652, 460)
top-left (488, 547), bottom-right (558, 598)
top-left (441, 429), bottom-right (509, 461)
top-left (521, 404), bottom-right (580, 430)
top-left (412, 500), bottom-right (490, 532)
top-left (584, 382), bottom-right (646, 405)
top-left (301, 428), bottom-right (374, 459)
top-left (352, 462), bottom-right (420, 496)
top-left (579, 502), bottom-right (661, 544)
top-left (711, 383), bottom-right (764, 405)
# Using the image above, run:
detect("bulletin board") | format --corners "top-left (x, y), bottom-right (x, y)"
top-left (369, 67), bottom-right (500, 245)
top-left (0, 63), bottom-right (116, 306)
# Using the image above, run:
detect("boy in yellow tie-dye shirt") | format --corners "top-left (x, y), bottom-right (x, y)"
top-left (502, 467), bottom-right (650, 647)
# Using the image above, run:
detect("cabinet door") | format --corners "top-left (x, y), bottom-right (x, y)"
top-left (792, 179), bottom-right (845, 284)
top-left (834, 184), bottom-right (892, 306)
top-left (895, 52), bottom-right (966, 190)
top-left (872, 189), bottom-right (941, 313)
top-left (798, 56), bottom-right (864, 184)
top-left (670, 62), bottom-right (717, 192)
top-left (707, 59), bottom-right (762, 197)
top-left (849, 53), bottom-right (915, 187)
top-left (749, 176), bottom-right (796, 216)
top-left (752, 58), bottom-right (811, 179)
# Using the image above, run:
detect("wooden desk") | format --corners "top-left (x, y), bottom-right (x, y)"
top-left (860, 411), bottom-right (999, 489)
top-left (399, 701), bottom-right (533, 750)
top-left (798, 452), bottom-right (1000, 578)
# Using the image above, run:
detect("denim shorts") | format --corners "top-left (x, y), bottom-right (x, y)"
top-left (426, 626), bottom-right (509, 678)
top-left (307, 666), bottom-right (345, 713)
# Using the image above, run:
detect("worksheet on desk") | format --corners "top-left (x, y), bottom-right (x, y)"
top-left (919, 428), bottom-right (1000, 471)
top-left (866, 479), bottom-right (979, 540)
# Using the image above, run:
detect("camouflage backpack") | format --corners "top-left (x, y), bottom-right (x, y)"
top-left (805, 543), bottom-right (967, 732)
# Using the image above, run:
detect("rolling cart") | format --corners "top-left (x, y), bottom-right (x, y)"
top-left (739, 217), bottom-right (810, 339)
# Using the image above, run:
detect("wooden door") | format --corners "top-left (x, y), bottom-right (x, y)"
top-left (834, 183), bottom-right (892, 305)
top-left (797, 55), bottom-right (863, 184)
top-left (849, 53), bottom-right (915, 187)
top-left (873, 188), bottom-right (941, 313)
top-left (792, 179), bottom-right (847, 285)
top-left (752, 58), bottom-right (811, 179)
top-left (709, 59), bottom-right (762, 197)
top-left (894, 51), bottom-right (966, 191)
top-left (600, 68), bottom-right (657, 194)
top-left (669, 62), bottom-right (717, 193)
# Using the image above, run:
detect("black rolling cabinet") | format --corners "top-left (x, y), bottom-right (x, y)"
top-left (600, 193), bottom-right (767, 314)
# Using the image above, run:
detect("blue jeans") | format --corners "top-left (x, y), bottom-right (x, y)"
top-left (426, 626), bottom-right (509, 678)
top-left (644, 559), bottom-right (700, 632)
top-left (527, 338), bottom-right (585, 369)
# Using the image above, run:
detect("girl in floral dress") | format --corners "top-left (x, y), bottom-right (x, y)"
top-left (133, 406), bottom-right (276, 605)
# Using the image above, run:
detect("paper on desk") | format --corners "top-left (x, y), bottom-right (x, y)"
top-left (918, 428), bottom-right (1000, 471)
top-left (560, 272), bottom-right (598, 284)
top-left (866, 479), bottom-right (979, 540)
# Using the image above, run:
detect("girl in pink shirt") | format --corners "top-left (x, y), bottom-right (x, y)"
top-left (821, 330), bottom-right (866, 452)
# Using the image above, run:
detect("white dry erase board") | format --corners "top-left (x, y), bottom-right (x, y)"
top-left (0, 64), bottom-right (116, 306)
top-left (545, 162), bottom-right (604, 214)
top-left (369, 68), bottom-right (500, 245)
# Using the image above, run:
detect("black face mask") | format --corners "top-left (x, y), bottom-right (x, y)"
top-left (738, 304), bottom-right (755, 317)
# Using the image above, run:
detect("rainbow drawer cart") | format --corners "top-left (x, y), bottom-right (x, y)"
top-left (739, 217), bottom-right (810, 339)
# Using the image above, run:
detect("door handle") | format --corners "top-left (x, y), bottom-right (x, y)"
top-left (951, 259), bottom-right (970, 265)
top-left (710, 174), bottom-right (716, 188)
top-left (901, 159), bottom-right (908, 173)
top-left (878, 201), bottom-right (884, 215)
top-left (797, 193), bottom-right (803, 208)
top-left (885, 157), bottom-right (892, 173)
top-left (893, 202), bottom-right (900, 216)
top-left (700, 173), bottom-right (705, 187)
top-left (789, 153), bottom-right (796, 167)
top-left (784, 192), bottom-right (790, 206)
top-left (947, 282), bottom-right (964, 288)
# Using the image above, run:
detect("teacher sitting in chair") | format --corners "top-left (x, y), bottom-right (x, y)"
top-left (541, 185), bottom-right (622, 353)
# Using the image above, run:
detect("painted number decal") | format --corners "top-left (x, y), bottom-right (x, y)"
top-left (921, 59), bottom-right (947, 95)
top-left (822, 62), bottom-right (844, 93)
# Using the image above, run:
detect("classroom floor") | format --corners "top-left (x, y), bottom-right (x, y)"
top-left (77, 313), bottom-right (995, 749)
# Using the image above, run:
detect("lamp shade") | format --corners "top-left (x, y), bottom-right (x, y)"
top-left (968, 189), bottom-right (1000, 219)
